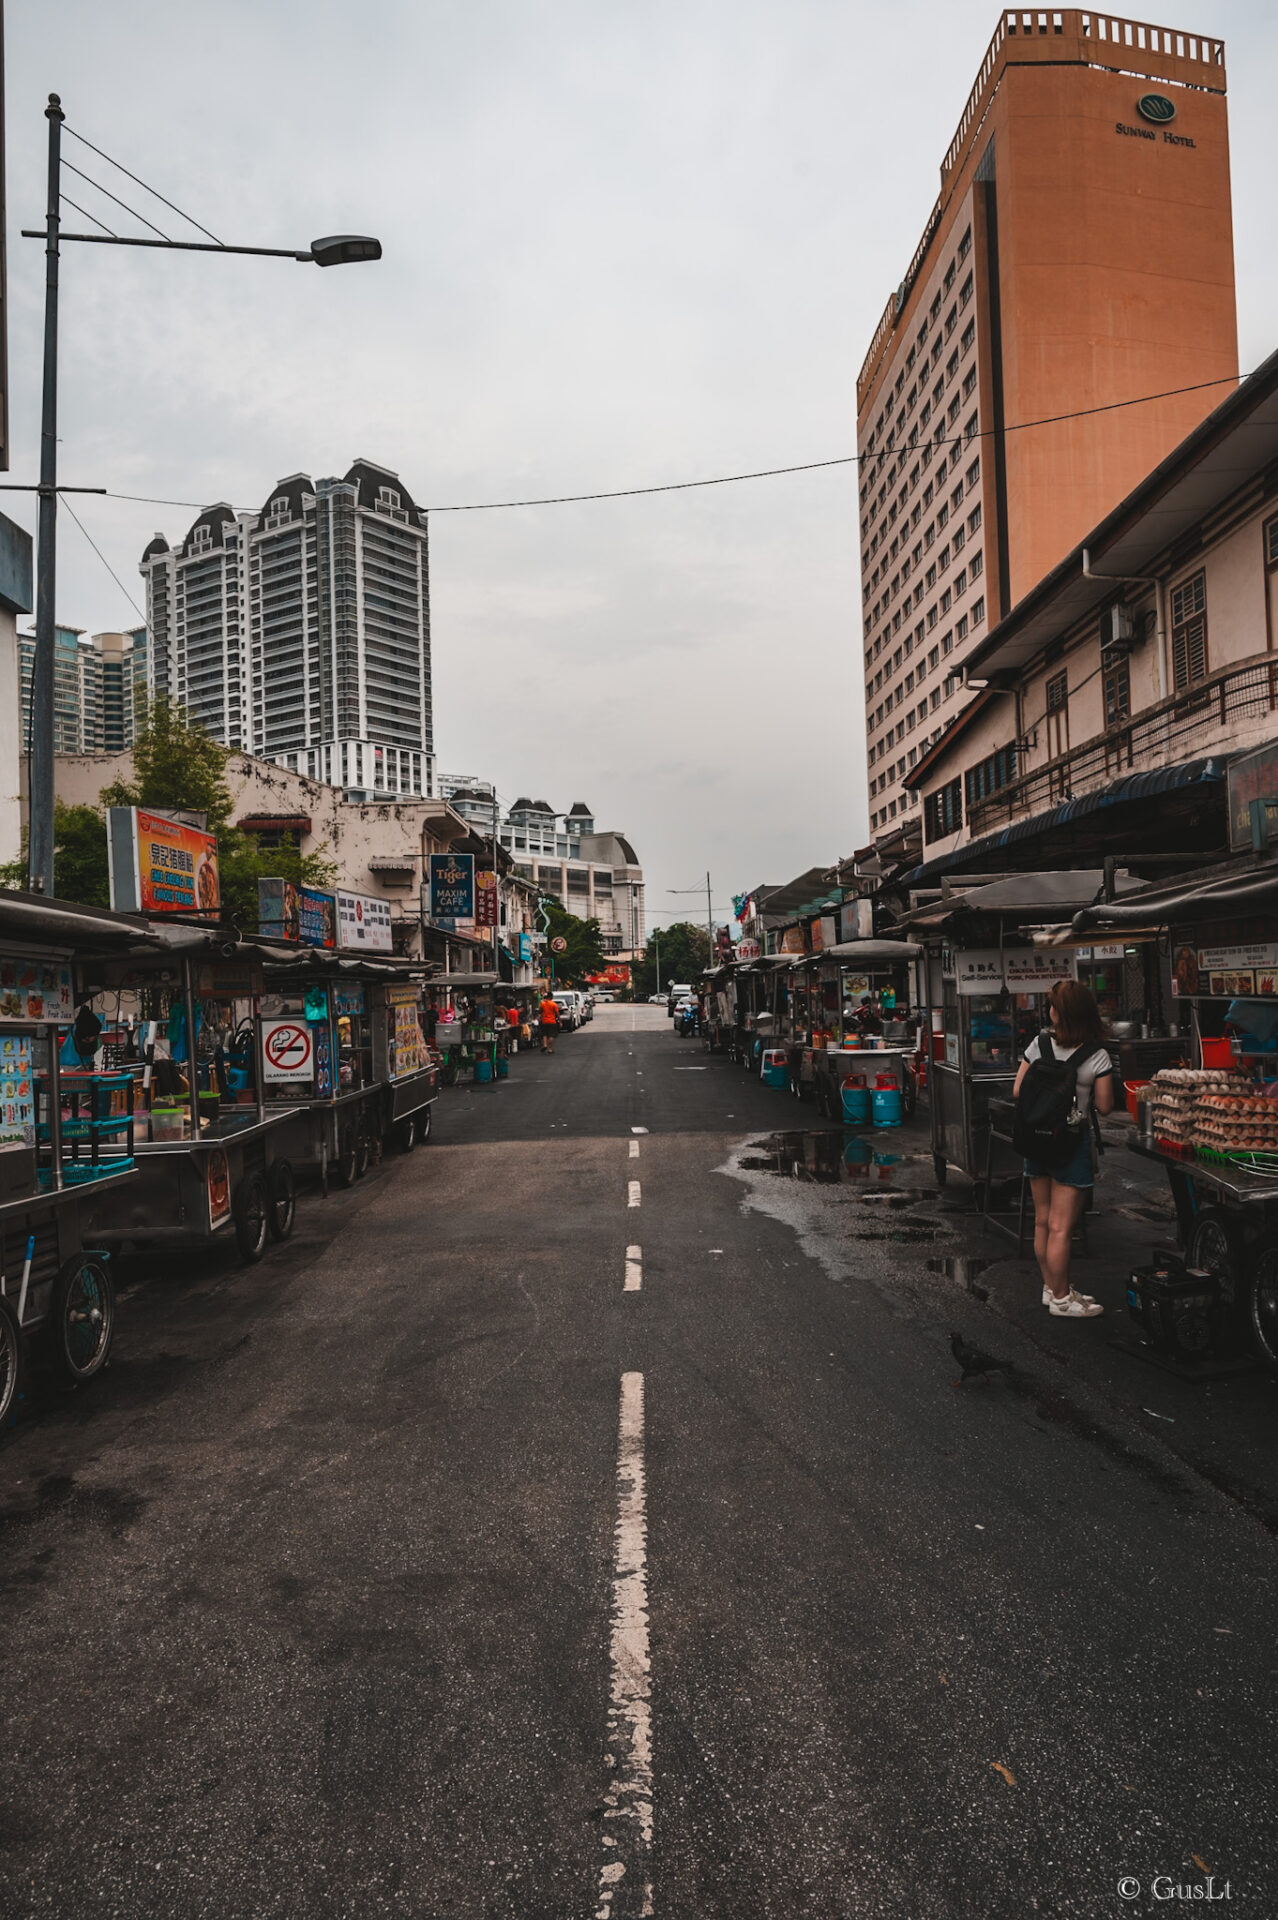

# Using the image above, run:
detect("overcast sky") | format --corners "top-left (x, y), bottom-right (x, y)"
top-left (6, 1), bottom-right (1275, 929)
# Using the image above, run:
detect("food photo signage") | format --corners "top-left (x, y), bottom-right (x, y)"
top-left (337, 890), bottom-right (393, 952)
top-left (108, 807), bottom-right (220, 917)
top-left (1172, 941), bottom-right (1278, 999)
top-left (258, 879), bottom-right (338, 950)
top-left (0, 953), bottom-right (74, 1026)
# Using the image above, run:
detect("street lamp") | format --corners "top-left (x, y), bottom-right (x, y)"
top-left (22, 94), bottom-right (381, 895)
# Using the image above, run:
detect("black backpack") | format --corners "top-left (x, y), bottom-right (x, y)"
top-left (1012, 1030), bottom-right (1089, 1167)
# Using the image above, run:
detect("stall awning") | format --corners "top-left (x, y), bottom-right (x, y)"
top-left (0, 890), bottom-right (164, 951)
top-left (900, 868), bottom-right (1149, 932)
top-left (1071, 858), bottom-right (1278, 933)
top-left (429, 971), bottom-right (499, 986)
top-left (897, 757), bottom-right (1228, 889)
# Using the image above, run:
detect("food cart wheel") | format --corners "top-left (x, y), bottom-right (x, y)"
top-left (267, 1160), bottom-right (297, 1242)
top-left (334, 1126), bottom-right (359, 1189)
top-left (1188, 1209), bottom-right (1242, 1314)
top-left (354, 1116), bottom-right (372, 1180)
top-left (1247, 1243), bottom-right (1278, 1373)
top-left (46, 1253), bottom-right (115, 1383)
top-left (0, 1297), bottom-right (24, 1426)
top-left (415, 1104), bottom-right (433, 1145)
top-left (234, 1173), bottom-right (270, 1264)
top-left (394, 1113), bottom-right (416, 1154)
top-left (932, 1153), bottom-right (948, 1187)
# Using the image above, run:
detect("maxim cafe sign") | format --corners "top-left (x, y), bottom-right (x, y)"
top-left (429, 852), bottom-right (475, 928)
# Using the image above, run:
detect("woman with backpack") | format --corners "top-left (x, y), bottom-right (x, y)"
top-left (1012, 979), bottom-right (1114, 1319)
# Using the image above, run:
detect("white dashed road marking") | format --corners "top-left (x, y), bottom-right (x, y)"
top-left (628, 1140), bottom-right (640, 1160)
top-left (630, 1127), bottom-right (648, 1135)
top-left (627, 1181), bottom-right (641, 1208)
top-left (624, 1245), bottom-right (643, 1292)
top-left (597, 1372), bottom-right (653, 1919)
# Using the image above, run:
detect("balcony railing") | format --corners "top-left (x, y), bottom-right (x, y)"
top-left (965, 650), bottom-right (1277, 839)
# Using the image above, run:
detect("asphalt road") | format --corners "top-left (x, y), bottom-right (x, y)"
top-left (0, 1005), bottom-right (1272, 1918)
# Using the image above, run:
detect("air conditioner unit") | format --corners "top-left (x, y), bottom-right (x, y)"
top-left (1099, 604), bottom-right (1134, 652)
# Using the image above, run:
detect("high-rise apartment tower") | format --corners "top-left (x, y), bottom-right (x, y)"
top-left (141, 459), bottom-right (433, 798)
top-left (859, 11), bottom-right (1236, 854)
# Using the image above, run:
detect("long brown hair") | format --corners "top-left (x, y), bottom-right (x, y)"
top-left (1050, 978), bottom-right (1105, 1052)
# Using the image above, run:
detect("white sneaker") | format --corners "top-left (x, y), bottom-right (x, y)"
top-left (1043, 1285), bottom-right (1096, 1307)
top-left (1048, 1289), bottom-right (1104, 1318)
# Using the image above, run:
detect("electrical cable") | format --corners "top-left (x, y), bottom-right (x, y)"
top-left (61, 158), bottom-right (171, 242)
top-left (61, 495), bottom-right (152, 637)
top-left (63, 123), bottom-right (223, 245)
top-left (84, 368), bottom-right (1247, 519)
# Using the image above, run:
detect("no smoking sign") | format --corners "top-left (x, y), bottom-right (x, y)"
top-left (262, 1019), bottom-right (314, 1082)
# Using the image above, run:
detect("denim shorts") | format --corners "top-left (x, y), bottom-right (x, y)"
top-left (1025, 1132), bottom-right (1094, 1189)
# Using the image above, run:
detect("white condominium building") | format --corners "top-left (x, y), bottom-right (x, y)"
top-left (140, 459), bottom-right (433, 798)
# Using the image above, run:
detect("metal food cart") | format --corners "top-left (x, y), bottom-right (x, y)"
top-left (263, 953), bottom-right (439, 1185)
top-left (1070, 854), bottom-right (1278, 1370)
top-left (74, 925), bottom-right (303, 1265)
top-left (797, 940), bottom-right (924, 1120)
top-left (0, 893), bottom-right (158, 1421)
top-left (906, 872), bottom-right (1150, 1189)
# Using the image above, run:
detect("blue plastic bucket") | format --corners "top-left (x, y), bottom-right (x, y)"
top-left (475, 1057), bottom-right (493, 1084)
top-left (841, 1085), bottom-right (872, 1123)
top-left (872, 1086), bottom-right (902, 1127)
top-left (496, 1057), bottom-right (509, 1078)
top-left (764, 1065), bottom-right (789, 1090)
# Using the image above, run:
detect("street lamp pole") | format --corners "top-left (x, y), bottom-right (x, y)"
top-left (22, 92), bottom-right (381, 894)
top-left (28, 94), bottom-right (64, 895)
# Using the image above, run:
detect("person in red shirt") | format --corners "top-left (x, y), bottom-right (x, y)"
top-left (539, 993), bottom-right (560, 1054)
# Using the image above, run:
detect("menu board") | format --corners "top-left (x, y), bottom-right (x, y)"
top-left (0, 953), bottom-right (74, 1025)
top-left (337, 890), bottom-right (393, 952)
top-left (393, 1002), bottom-right (423, 1077)
top-left (0, 1033), bottom-right (35, 1144)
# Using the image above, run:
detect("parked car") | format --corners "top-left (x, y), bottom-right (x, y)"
top-left (552, 992), bottom-right (579, 1030)
top-left (648, 993), bottom-right (666, 1004)
top-left (667, 982), bottom-right (693, 1016)
top-left (580, 993), bottom-right (595, 1021)
top-left (593, 988), bottom-right (616, 1003)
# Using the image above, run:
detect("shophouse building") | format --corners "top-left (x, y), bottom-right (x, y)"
top-left (903, 344), bottom-right (1278, 885)
top-left (859, 10), bottom-right (1236, 862)
top-left (140, 460), bottom-right (433, 801)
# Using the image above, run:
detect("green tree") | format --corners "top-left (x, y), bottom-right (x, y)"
top-left (0, 802), bottom-right (110, 905)
top-left (6, 697), bottom-right (336, 927)
top-left (632, 921), bottom-right (711, 997)
top-left (541, 895), bottom-right (607, 986)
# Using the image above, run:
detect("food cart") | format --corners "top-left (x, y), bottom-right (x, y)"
top-left (0, 893), bottom-right (159, 1421)
top-left (74, 925), bottom-right (303, 1265)
top-left (905, 872), bottom-right (1157, 1189)
top-left (1070, 855), bottom-right (1278, 1370)
top-left (797, 940), bottom-right (924, 1120)
top-left (263, 952), bottom-right (439, 1183)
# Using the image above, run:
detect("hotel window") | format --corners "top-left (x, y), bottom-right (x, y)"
top-left (942, 630), bottom-right (954, 655)
top-left (944, 261), bottom-right (956, 293)
top-left (928, 646), bottom-right (940, 671)
top-left (963, 367), bottom-right (977, 399)
top-left (940, 589), bottom-right (952, 615)
top-left (948, 394), bottom-right (962, 426)
top-left (927, 607), bottom-right (938, 630)
top-left (959, 272), bottom-right (973, 308)
top-left (1170, 571), bottom-right (1208, 690)
top-left (947, 349), bottom-right (960, 381)
top-left (924, 778), bottom-right (962, 843)
top-left (972, 597), bottom-right (985, 626)
top-left (956, 614), bottom-right (969, 641)
top-left (961, 319), bottom-right (975, 353)
top-left (1103, 649), bottom-right (1131, 727)
top-left (945, 304), bottom-right (958, 337)
top-left (926, 564), bottom-right (937, 590)
top-left (970, 549), bottom-right (983, 578)
top-left (964, 411), bottom-right (979, 442)
top-left (1046, 669), bottom-right (1069, 760)
top-left (954, 568), bottom-right (967, 596)
top-left (931, 687), bottom-right (941, 711)
top-left (965, 459), bottom-right (981, 490)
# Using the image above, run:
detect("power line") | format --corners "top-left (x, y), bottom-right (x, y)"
top-left (63, 122), bottom-right (223, 246)
top-left (61, 496), bottom-right (152, 637)
top-left (62, 369), bottom-right (1252, 519)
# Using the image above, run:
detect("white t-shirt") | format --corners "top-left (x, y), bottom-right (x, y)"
top-left (1022, 1034), bottom-right (1114, 1117)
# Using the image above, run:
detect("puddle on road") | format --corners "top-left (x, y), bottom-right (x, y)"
top-left (927, 1254), bottom-right (991, 1301)
top-left (740, 1130), bottom-right (937, 1191)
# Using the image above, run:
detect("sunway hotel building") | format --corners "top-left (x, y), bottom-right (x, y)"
top-left (859, 10), bottom-right (1236, 858)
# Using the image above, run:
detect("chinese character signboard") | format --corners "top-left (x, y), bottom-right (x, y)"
top-left (337, 890), bottom-right (393, 952)
top-left (108, 807), bottom-right (220, 917)
top-left (429, 853), bottom-right (475, 926)
top-left (956, 948), bottom-right (1076, 995)
top-left (475, 868), bottom-right (499, 928)
top-left (259, 880), bottom-right (337, 948)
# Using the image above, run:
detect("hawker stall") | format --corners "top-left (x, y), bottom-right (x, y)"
top-left (74, 924), bottom-right (302, 1265)
top-left (904, 871), bottom-right (1157, 1190)
top-left (0, 892), bottom-right (156, 1421)
top-left (263, 953), bottom-right (439, 1181)
top-left (1071, 854), bottom-right (1278, 1370)
top-left (798, 940), bottom-right (924, 1122)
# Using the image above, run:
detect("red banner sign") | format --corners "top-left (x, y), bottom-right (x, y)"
top-left (475, 869), bottom-right (499, 927)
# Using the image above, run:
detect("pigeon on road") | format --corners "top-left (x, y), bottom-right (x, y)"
top-left (950, 1331), bottom-right (1014, 1386)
